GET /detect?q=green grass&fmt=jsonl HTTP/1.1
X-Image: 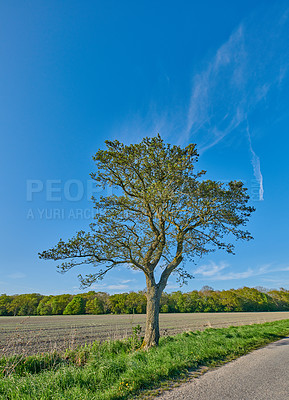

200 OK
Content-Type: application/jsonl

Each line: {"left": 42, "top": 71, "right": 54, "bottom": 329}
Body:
{"left": 1, "top": 320, "right": 289, "bottom": 399}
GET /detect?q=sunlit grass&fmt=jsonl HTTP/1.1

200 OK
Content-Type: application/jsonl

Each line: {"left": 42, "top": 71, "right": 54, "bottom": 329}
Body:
{"left": 1, "top": 320, "right": 289, "bottom": 399}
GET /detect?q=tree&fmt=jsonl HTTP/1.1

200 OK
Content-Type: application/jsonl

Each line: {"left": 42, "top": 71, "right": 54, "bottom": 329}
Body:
{"left": 39, "top": 135, "right": 255, "bottom": 349}
{"left": 37, "top": 295, "right": 54, "bottom": 315}
{"left": 109, "top": 293, "right": 128, "bottom": 314}
{"left": 50, "top": 294, "right": 72, "bottom": 315}
{"left": 8, "top": 293, "right": 42, "bottom": 316}
{"left": 0, "top": 294, "right": 12, "bottom": 316}
{"left": 63, "top": 296, "right": 85, "bottom": 315}
{"left": 86, "top": 297, "right": 105, "bottom": 314}
{"left": 126, "top": 291, "right": 147, "bottom": 314}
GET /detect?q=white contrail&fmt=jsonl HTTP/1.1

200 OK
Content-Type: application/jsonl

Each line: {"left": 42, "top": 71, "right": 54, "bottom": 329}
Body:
{"left": 246, "top": 122, "right": 264, "bottom": 201}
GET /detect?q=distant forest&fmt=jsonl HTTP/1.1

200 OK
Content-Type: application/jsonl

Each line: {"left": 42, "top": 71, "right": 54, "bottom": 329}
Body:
{"left": 1, "top": 287, "right": 289, "bottom": 316}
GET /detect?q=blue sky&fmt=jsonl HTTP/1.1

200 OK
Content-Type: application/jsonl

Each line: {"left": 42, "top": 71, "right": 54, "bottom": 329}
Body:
{"left": 1, "top": 1, "right": 289, "bottom": 295}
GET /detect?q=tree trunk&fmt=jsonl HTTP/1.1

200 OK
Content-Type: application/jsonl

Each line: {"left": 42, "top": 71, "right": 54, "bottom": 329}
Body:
{"left": 142, "top": 278, "right": 162, "bottom": 350}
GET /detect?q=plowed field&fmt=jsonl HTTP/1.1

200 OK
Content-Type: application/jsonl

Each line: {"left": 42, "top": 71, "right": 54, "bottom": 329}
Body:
{"left": 1, "top": 312, "right": 289, "bottom": 356}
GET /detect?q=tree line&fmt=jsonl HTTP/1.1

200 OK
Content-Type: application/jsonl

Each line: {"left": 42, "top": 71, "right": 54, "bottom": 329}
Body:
{"left": 1, "top": 287, "right": 289, "bottom": 316}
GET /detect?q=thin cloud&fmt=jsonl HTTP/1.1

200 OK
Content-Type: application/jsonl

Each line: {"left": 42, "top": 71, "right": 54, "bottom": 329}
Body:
{"left": 194, "top": 262, "right": 284, "bottom": 281}
{"left": 89, "top": 283, "right": 107, "bottom": 291}
{"left": 194, "top": 261, "right": 228, "bottom": 277}
{"left": 88, "top": 283, "right": 130, "bottom": 291}
{"left": 262, "top": 278, "right": 289, "bottom": 287}
{"left": 185, "top": 25, "right": 246, "bottom": 149}
{"left": 166, "top": 284, "right": 180, "bottom": 290}
{"left": 107, "top": 284, "right": 129, "bottom": 290}
{"left": 90, "top": 278, "right": 143, "bottom": 292}
{"left": 184, "top": 5, "right": 289, "bottom": 199}
{"left": 120, "top": 279, "right": 135, "bottom": 284}
{"left": 7, "top": 272, "right": 26, "bottom": 279}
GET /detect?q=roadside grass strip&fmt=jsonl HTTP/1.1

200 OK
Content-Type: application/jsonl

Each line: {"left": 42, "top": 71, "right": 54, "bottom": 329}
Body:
{"left": 1, "top": 320, "right": 289, "bottom": 399}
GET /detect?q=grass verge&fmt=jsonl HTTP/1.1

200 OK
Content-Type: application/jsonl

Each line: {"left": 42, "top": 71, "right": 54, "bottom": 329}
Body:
{"left": 1, "top": 319, "right": 289, "bottom": 399}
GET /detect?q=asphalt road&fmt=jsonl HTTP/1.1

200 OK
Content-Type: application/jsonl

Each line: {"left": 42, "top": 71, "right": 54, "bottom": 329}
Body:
{"left": 157, "top": 337, "right": 289, "bottom": 400}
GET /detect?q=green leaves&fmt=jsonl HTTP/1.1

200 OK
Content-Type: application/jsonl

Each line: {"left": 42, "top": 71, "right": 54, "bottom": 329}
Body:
{"left": 39, "top": 135, "right": 255, "bottom": 288}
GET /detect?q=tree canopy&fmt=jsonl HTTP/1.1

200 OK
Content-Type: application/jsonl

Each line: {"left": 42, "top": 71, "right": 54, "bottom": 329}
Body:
{"left": 39, "top": 135, "right": 255, "bottom": 348}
